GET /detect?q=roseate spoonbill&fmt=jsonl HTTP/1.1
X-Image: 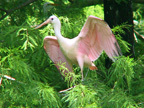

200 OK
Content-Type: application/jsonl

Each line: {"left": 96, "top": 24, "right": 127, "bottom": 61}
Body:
{"left": 35, "top": 15, "right": 121, "bottom": 81}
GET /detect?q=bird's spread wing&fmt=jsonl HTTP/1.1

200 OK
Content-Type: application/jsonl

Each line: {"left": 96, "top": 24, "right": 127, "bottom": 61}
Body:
{"left": 78, "top": 15, "right": 122, "bottom": 61}
{"left": 44, "top": 36, "right": 73, "bottom": 76}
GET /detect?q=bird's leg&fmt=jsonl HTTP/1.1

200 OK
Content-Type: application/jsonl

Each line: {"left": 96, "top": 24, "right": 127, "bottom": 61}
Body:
{"left": 81, "top": 68, "right": 84, "bottom": 81}
{"left": 85, "top": 69, "right": 90, "bottom": 79}
{"left": 77, "top": 56, "right": 84, "bottom": 81}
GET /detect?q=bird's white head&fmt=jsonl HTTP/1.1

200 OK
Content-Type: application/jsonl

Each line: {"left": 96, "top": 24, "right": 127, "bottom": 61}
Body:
{"left": 49, "top": 15, "right": 60, "bottom": 25}
{"left": 35, "top": 15, "right": 61, "bottom": 29}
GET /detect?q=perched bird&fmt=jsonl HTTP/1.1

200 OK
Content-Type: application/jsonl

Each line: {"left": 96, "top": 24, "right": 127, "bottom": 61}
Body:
{"left": 35, "top": 15, "right": 121, "bottom": 81}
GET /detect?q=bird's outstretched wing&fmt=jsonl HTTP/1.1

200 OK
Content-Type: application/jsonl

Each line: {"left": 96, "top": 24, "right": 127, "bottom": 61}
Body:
{"left": 44, "top": 36, "right": 73, "bottom": 77}
{"left": 78, "top": 15, "right": 122, "bottom": 61}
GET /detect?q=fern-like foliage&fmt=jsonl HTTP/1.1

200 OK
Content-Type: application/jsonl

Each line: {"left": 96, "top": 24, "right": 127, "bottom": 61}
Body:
{"left": 62, "top": 84, "right": 101, "bottom": 108}
{"left": 108, "top": 56, "right": 135, "bottom": 91}
{"left": 112, "top": 23, "right": 131, "bottom": 54}
{"left": 0, "top": 2, "right": 144, "bottom": 108}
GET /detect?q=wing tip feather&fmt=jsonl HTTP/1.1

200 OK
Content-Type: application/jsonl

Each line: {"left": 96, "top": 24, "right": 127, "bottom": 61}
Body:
{"left": 114, "top": 42, "right": 122, "bottom": 56}
{"left": 88, "top": 15, "right": 103, "bottom": 21}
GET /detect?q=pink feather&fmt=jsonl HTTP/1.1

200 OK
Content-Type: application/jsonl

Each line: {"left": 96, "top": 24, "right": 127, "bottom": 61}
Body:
{"left": 78, "top": 15, "right": 121, "bottom": 62}
{"left": 43, "top": 36, "right": 73, "bottom": 77}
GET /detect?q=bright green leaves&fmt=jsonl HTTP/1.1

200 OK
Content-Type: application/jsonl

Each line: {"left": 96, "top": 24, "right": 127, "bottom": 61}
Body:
{"left": 27, "top": 82, "right": 62, "bottom": 108}
{"left": 63, "top": 84, "right": 100, "bottom": 108}
{"left": 0, "top": 25, "right": 40, "bottom": 52}
{"left": 57, "top": 62, "right": 81, "bottom": 87}
{"left": 108, "top": 56, "right": 135, "bottom": 91}
{"left": 112, "top": 23, "right": 131, "bottom": 54}
{"left": 16, "top": 27, "right": 38, "bottom": 51}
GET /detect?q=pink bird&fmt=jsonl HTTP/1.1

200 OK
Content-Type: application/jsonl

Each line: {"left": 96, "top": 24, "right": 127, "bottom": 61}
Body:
{"left": 35, "top": 15, "right": 121, "bottom": 81}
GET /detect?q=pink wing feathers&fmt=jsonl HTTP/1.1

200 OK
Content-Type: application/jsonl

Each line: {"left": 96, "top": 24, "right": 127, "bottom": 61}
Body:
{"left": 43, "top": 36, "right": 73, "bottom": 77}
{"left": 78, "top": 15, "right": 122, "bottom": 62}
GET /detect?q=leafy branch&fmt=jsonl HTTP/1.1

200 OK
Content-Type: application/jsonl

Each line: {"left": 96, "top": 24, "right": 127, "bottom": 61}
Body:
{"left": 1, "top": 0, "right": 144, "bottom": 21}
{"left": 68, "top": 0, "right": 144, "bottom": 7}
{"left": 0, "top": 0, "right": 38, "bottom": 21}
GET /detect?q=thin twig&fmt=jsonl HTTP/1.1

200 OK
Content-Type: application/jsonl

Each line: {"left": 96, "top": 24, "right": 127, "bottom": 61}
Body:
{"left": 59, "top": 85, "right": 76, "bottom": 93}
{"left": 134, "top": 30, "right": 144, "bottom": 39}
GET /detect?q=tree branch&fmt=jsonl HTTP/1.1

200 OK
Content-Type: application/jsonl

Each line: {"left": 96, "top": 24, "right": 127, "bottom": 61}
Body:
{"left": 68, "top": 0, "right": 103, "bottom": 7}
{"left": 0, "top": 0, "right": 38, "bottom": 21}
{"left": 0, "top": 8, "right": 8, "bottom": 13}
{"left": 133, "top": 0, "right": 144, "bottom": 4}
{"left": 0, "top": 0, "right": 144, "bottom": 21}
{"left": 67, "top": 0, "right": 144, "bottom": 8}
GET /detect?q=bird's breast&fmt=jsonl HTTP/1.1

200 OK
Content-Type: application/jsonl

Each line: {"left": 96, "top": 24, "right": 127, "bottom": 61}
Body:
{"left": 59, "top": 38, "right": 79, "bottom": 64}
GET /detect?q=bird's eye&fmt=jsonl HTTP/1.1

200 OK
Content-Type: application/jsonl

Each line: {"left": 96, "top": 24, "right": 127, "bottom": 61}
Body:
{"left": 51, "top": 18, "right": 54, "bottom": 20}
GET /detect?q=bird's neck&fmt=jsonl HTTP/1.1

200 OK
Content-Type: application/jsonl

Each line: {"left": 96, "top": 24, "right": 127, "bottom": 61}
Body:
{"left": 53, "top": 24, "right": 65, "bottom": 42}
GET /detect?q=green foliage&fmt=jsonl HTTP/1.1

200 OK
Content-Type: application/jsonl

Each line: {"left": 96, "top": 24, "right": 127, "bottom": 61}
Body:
{"left": 133, "top": 4, "right": 144, "bottom": 57}
{"left": 108, "top": 56, "right": 135, "bottom": 90}
{"left": 112, "top": 23, "right": 131, "bottom": 54}
{"left": 57, "top": 62, "right": 81, "bottom": 87}
{"left": 0, "top": 1, "right": 144, "bottom": 108}
{"left": 62, "top": 84, "right": 101, "bottom": 108}
{"left": 115, "top": 0, "right": 128, "bottom": 4}
{"left": 102, "top": 88, "right": 137, "bottom": 108}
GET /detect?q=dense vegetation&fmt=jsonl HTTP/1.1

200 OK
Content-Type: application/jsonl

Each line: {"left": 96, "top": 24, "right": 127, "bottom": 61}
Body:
{"left": 0, "top": 0, "right": 144, "bottom": 108}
